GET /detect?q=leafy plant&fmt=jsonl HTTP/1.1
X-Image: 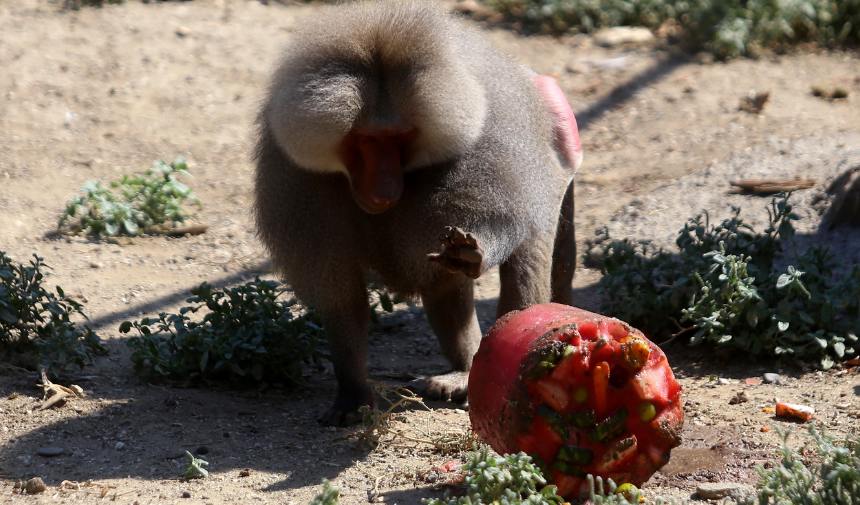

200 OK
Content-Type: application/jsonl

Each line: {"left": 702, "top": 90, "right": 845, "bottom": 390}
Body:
{"left": 593, "top": 194, "right": 860, "bottom": 368}
{"left": 480, "top": 0, "right": 860, "bottom": 58}
{"left": 181, "top": 451, "right": 209, "bottom": 479}
{"left": 58, "top": 158, "right": 201, "bottom": 237}
{"left": 584, "top": 425, "right": 860, "bottom": 504}
{"left": 586, "top": 476, "right": 650, "bottom": 504}
{"left": 308, "top": 479, "right": 341, "bottom": 505}
{"left": 121, "top": 278, "right": 328, "bottom": 389}
{"left": 737, "top": 425, "right": 860, "bottom": 505}
{"left": 682, "top": 246, "right": 859, "bottom": 368}
{"left": 305, "top": 427, "right": 858, "bottom": 505}
{"left": 0, "top": 251, "right": 105, "bottom": 377}
{"left": 424, "top": 446, "right": 564, "bottom": 505}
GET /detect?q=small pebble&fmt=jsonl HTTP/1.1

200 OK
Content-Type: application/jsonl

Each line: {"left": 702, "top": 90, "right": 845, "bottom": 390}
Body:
{"left": 717, "top": 378, "right": 731, "bottom": 386}
{"left": 832, "top": 87, "right": 850, "bottom": 99}
{"left": 115, "top": 442, "right": 125, "bottom": 451}
{"left": 176, "top": 26, "right": 191, "bottom": 37}
{"left": 37, "top": 447, "right": 64, "bottom": 457}
{"left": 593, "top": 26, "right": 655, "bottom": 47}
{"left": 181, "top": 491, "right": 192, "bottom": 499}
{"left": 763, "top": 373, "right": 780, "bottom": 384}
{"left": 25, "top": 477, "right": 47, "bottom": 494}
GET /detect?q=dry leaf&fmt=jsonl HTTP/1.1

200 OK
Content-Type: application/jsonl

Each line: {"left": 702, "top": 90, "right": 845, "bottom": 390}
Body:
{"left": 739, "top": 90, "right": 770, "bottom": 113}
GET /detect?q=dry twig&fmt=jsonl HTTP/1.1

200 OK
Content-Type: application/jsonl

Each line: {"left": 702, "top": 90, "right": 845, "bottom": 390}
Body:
{"left": 730, "top": 178, "right": 816, "bottom": 194}
{"left": 354, "top": 381, "right": 477, "bottom": 454}
{"left": 37, "top": 367, "right": 85, "bottom": 409}
{"left": 739, "top": 90, "right": 770, "bottom": 113}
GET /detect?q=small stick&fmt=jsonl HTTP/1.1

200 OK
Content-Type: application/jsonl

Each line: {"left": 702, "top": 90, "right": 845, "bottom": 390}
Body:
{"left": 658, "top": 323, "right": 696, "bottom": 348}
{"left": 166, "top": 224, "right": 208, "bottom": 237}
{"left": 730, "top": 179, "right": 816, "bottom": 194}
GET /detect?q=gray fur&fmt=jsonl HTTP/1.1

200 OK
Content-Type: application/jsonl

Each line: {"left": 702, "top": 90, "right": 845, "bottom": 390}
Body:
{"left": 254, "top": 1, "right": 575, "bottom": 425}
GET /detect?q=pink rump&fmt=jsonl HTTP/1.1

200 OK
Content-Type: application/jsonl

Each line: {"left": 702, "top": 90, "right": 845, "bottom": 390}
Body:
{"left": 532, "top": 75, "right": 583, "bottom": 172}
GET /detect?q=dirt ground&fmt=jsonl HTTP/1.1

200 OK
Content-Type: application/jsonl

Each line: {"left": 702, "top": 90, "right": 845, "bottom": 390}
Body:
{"left": 1, "top": 0, "right": 860, "bottom": 503}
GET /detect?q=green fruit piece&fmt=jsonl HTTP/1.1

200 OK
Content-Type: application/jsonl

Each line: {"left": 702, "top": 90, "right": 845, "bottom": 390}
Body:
{"left": 616, "top": 483, "right": 641, "bottom": 503}
{"left": 537, "top": 404, "right": 569, "bottom": 441}
{"left": 573, "top": 386, "right": 588, "bottom": 403}
{"left": 529, "top": 360, "right": 557, "bottom": 378}
{"left": 638, "top": 401, "right": 657, "bottom": 422}
{"left": 556, "top": 445, "right": 594, "bottom": 465}
{"left": 528, "top": 344, "right": 567, "bottom": 378}
{"left": 566, "top": 409, "right": 596, "bottom": 429}
{"left": 550, "top": 459, "right": 586, "bottom": 477}
{"left": 587, "top": 407, "right": 629, "bottom": 444}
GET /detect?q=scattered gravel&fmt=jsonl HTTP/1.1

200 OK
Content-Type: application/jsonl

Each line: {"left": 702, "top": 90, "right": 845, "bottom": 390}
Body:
{"left": 605, "top": 133, "right": 860, "bottom": 270}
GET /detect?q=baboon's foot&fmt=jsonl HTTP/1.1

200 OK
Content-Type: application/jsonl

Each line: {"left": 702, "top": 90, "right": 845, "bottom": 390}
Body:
{"left": 409, "top": 370, "right": 469, "bottom": 403}
{"left": 427, "top": 226, "right": 485, "bottom": 279}
{"left": 318, "top": 390, "right": 375, "bottom": 426}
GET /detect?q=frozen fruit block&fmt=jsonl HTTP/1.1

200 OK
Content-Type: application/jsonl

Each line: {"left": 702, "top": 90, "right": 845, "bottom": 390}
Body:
{"left": 468, "top": 303, "right": 684, "bottom": 499}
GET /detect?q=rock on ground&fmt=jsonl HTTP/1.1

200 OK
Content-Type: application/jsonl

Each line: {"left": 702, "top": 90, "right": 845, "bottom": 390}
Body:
{"left": 593, "top": 26, "right": 655, "bottom": 47}
{"left": 697, "top": 482, "right": 756, "bottom": 500}
{"left": 24, "top": 477, "right": 47, "bottom": 494}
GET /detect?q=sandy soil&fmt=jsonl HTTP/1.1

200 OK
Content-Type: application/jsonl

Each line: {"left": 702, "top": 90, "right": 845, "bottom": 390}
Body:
{"left": 1, "top": 0, "right": 859, "bottom": 503}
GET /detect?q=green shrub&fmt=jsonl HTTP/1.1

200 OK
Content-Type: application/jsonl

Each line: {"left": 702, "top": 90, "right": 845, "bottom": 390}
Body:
{"left": 58, "top": 158, "right": 201, "bottom": 237}
{"left": 424, "top": 446, "right": 564, "bottom": 505}
{"left": 306, "top": 426, "right": 859, "bottom": 504}
{"left": 584, "top": 425, "right": 860, "bottom": 504}
{"left": 308, "top": 480, "right": 341, "bottom": 505}
{"left": 579, "top": 425, "right": 860, "bottom": 504}
{"left": 593, "top": 194, "right": 859, "bottom": 368}
{"left": 737, "top": 425, "right": 860, "bottom": 505}
{"left": 481, "top": 0, "right": 860, "bottom": 58}
{"left": 121, "top": 278, "right": 328, "bottom": 389}
{"left": 181, "top": 451, "right": 209, "bottom": 479}
{"left": 0, "top": 251, "right": 105, "bottom": 376}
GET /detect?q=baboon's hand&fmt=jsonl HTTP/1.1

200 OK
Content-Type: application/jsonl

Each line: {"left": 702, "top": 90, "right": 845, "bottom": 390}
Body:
{"left": 427, "top": 226, "right": 485, "bottom": 279}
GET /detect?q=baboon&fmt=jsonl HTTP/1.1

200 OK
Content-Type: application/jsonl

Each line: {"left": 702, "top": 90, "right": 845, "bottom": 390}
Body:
{"left": 254, "top": 1, "right": 582, "bottom": 425}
